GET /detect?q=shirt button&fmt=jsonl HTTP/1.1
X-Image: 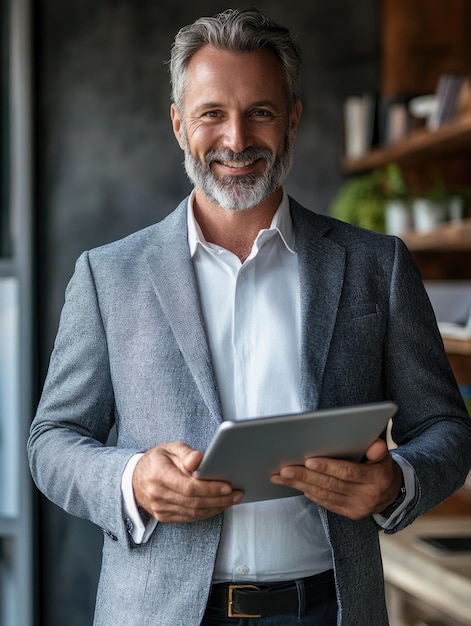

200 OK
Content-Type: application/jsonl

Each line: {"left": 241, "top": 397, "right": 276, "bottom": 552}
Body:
{"left": 238, "top": 565, "right": 250, "bottom": 575}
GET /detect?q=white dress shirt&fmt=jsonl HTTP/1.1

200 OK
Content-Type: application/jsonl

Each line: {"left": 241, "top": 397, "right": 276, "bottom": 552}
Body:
{"left": 122, "top": 189, "right": 415, "bottom": 581}
{"left": 190, "top": 191, "right": 333, "bottom": 582}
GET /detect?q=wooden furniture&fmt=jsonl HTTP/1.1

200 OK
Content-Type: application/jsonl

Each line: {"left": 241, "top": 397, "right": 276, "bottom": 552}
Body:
{"left": 380, "top": 516, "right": 471, "bottom": 626}
{"left": 343, "top": 115, "right": 471, "bottom": 175}
{"left": 344, "top": 0, "right": 471, "bottom": 367}
{"left": 382, "top": 0, "right": 471, "bottom": 98}
{"left": 400, "top": 218, "right": 471, "bottom": 282}
{"left": 345, "top": 4, "right": 471, "bottom": 623}
{"left": 345, "top": 0, "right": 471, "bottom": 193}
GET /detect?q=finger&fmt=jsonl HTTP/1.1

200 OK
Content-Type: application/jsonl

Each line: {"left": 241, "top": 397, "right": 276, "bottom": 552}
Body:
{"left": 274, "top": 464, "right": 352, "bottom": 496}
{"left": 161, "top": 442, "right": 201, "bottom": 475}
{"left": 134, "top": 442, "right": 245, "bottom": 524}
{"left": 153, "top": 501, "right": 235, "bottom": 523}
{"left": 303, "top": 457, "right": 365, "bottom": 487}
{"left": 152, "top": 444, "right": 234, "bottom": 497}
{"left": 364, "top": 439, "right": 389, "bottom": 463}
{"left": 182, "top": 449, "right": 204, "bottom": 473}
{"left": 151, "top": 486, "right": 244, "bottom": 523}
{"left": 133, "top": 445, "right": 231, "bottom": 518}
{"left": 275, "top": 457, "right": 385, "bottom": 502}
{"left": 155, "top": 459, "right": 233, "bottom": 500}
{"left": 304, "top": 451, "right": 390, "bottom": 487}
{"left": 271, "top": 470, "right": 361, "bottom": 514}
{"left": 146, "top": 457, "right": 244, "bottom": 513}
{"left": 271, "top": 469, "right": 380, "bottom": 520}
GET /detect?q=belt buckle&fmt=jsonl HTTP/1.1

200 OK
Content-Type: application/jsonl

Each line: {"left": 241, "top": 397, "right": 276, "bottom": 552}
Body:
{"left": 228, "top": 584, "right": 261, "bottom": 618}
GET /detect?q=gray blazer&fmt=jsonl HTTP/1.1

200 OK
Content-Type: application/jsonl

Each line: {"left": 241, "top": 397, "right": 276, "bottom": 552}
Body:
{"left": 28, "top": 197, "right": 471, "bottom": 626}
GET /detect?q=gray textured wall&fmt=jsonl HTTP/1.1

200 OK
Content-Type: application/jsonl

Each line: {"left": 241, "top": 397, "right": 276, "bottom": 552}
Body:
{"left": 34, "top": 1, "right": 380, "bottom": 623}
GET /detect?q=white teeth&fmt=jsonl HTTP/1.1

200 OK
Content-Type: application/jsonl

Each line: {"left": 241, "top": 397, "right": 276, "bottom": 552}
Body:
{"left": 221, "top": 160, "right": 254, "bottom": 168}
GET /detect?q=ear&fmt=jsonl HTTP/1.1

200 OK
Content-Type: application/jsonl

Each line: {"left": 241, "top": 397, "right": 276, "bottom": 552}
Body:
{"left": 289, "top": 100, "right": 302, "bottom": 143}
{"left": 170, "top": 104, "right": 185, "bottom": 150}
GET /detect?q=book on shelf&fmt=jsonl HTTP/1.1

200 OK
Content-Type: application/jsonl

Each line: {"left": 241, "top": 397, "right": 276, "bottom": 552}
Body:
{"left": 428, "top": 73, "right": 470, "bottom": 131}
{"left": 343, "top": 92, "right": 416, "bottom": 159}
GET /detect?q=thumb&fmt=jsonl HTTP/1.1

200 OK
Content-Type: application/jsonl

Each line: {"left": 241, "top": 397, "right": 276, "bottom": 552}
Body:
{"left": 365, "top": 439, "right": 389, "bottom": 464}
{"left": 182, "top": 448, "right": 204, "bottom": 474}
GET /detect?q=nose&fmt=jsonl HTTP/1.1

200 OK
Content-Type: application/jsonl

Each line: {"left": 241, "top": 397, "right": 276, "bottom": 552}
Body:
{"left": 221, "top": 114, "right": 252, "bottom": 154}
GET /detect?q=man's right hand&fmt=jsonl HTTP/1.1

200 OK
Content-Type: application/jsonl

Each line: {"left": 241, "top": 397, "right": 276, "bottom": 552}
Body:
{"left": 132, "top": 442, "right": 243, "bottom": 523}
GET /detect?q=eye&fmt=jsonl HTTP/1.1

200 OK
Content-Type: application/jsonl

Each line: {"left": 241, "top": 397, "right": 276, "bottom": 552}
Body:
{"left": 203, "top": 110, "right": 222, "bottom": 119}
{"left": 251, "top": 109, "right": 272, "bottom": 118}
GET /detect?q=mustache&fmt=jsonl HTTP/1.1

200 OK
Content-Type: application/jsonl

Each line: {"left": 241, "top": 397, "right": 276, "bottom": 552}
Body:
{"left": 204, "top": 147, "right": 273, "bottom": 165}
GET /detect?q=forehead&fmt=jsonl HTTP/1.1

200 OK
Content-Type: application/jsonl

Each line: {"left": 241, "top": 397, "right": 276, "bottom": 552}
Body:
{"left": 183, "top": 45, "right": 287, "bottom": 108}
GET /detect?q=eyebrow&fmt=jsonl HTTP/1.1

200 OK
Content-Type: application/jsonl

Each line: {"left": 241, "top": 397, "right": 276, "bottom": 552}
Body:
{"left": 191, "top": 100, "right": 283, "bottom": 113}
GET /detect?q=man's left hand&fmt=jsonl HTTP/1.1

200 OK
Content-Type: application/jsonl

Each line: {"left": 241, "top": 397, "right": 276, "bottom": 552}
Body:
{"left": 270, "top": 439, "right": 403, "bottom": 520}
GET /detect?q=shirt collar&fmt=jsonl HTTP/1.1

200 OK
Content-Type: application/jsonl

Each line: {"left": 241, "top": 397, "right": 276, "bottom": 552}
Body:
{"left": 187, "top": 189, "right": 295, "bottom": 258}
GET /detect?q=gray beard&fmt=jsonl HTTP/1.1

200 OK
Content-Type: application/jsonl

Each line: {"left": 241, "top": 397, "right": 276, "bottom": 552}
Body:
{"left": 181, "top": 134, "right": 293, "bottom": 211}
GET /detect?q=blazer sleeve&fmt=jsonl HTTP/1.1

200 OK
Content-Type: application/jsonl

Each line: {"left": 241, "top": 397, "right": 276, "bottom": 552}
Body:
{"left": 383, "top": 237, "right": 471, "bottom": 531}
{"left": 28, "top": 251, "right": 137, "bottom": 543}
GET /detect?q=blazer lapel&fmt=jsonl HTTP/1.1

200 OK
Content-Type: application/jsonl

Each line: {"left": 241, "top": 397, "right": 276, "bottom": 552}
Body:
{"left": 291, "top": 202, "right": 347, "bottom": 411}
{"left": 144, "top": 198, "right": 345, "bottom": 422}
{"left": 145, "top": 200, "right": 222, "bottom": 426}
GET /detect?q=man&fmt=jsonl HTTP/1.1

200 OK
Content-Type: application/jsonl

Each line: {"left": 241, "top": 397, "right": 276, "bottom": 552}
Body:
{"left": 28, "top": 8, "right": 471, "bottom": 626}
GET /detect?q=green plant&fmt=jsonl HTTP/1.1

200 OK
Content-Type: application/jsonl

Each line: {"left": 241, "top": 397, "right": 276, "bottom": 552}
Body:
{"left": 425, "top": 180, "right": 448, "bottom": 204}
{"left": 329, "top": 164, "right": 408, "bottom": 233}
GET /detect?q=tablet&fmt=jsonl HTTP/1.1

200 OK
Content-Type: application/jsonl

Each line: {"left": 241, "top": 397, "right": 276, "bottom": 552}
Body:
{"left": 195, "top": 401, "right": 397, "bottom": 504}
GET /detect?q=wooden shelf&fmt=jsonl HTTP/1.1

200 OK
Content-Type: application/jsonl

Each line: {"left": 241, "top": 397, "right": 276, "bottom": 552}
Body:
{"left": 400, "top": 218, "right": 471, "bottom": 252}
{"left": 343, "top": 115, "right": 471, "bottom": 173}
{"left": 380, "top": 516, "right": 471, "bottom": 625}
{"left": 443, "top": 337, "right": 471, "bottom": 356}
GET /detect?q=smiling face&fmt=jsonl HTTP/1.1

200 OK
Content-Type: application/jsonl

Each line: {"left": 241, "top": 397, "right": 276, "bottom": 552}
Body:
{"left": 171, "top": 45, "right": 302, "bottom": 212}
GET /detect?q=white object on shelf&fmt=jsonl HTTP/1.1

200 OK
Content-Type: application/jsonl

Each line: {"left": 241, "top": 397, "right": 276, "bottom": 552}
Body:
{"left": 409, "top": 94, "right": 438, "bottom": 121}
{"left": 438, "top": 322, "right": 471, "bottom": 340}
{"left": 385, "top": 200, "right": 412, "bottom": 236}
{"left": 412, "top": 198, "right": 447, "bottom": 233}
{"left": 343, "top": 94, "right": 374, "bottom": 158}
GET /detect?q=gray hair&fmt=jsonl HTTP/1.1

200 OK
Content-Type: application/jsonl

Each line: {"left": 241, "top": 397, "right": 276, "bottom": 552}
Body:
{"left": 169, "top": 8, "right": 302, "bottom": 112}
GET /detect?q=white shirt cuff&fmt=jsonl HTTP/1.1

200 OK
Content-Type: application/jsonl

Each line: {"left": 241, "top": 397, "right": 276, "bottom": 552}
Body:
{"left": 373, "top": 453, "right": 416, "bottom": 529}
{"left": 121, "top": 453, "right": 157, "bottom": 544}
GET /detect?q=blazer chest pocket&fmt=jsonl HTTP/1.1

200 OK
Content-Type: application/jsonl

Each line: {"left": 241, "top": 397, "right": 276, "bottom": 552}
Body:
{"left": 336, "top": 303, "right": 380, "bottom": 325}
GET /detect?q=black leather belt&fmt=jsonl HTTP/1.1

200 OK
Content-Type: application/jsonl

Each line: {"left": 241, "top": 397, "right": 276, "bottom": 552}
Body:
{"left": 207, "top": 570, "right": 335, "bottom": 618}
